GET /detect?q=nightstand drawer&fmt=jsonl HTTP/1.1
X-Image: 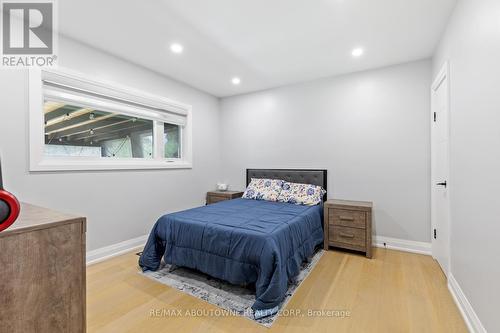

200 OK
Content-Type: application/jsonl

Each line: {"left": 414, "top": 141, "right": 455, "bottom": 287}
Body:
{"left": 329, "top": 209, "right": 366, "bottom": 229}
{"left": 207, "top": 196, "right": 228, "bottom": 204}
{"left": 329, "top": 226, "right": 366, "bottom": 248}
{"left": 206, "top": 191, "right": 244, "bottom": 205}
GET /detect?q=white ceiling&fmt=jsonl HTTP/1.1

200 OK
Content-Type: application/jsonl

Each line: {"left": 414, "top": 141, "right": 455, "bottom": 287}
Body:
{"left": 59, "top": 0, "right": 456, "bottom": 97}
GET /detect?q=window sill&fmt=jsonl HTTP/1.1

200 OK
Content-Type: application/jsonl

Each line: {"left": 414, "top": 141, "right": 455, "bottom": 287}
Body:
{"left": 29, "top": 158, "right": 193, "bottom": 172}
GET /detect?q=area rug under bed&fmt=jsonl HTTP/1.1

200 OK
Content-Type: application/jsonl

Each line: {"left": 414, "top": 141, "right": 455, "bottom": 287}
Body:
{"left": 139, "top": 250, "right": 324, "bottom": 327}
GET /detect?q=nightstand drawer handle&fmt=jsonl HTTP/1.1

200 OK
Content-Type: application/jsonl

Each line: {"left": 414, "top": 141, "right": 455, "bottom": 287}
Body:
{"left": 339, "top": 232, "right": 355, "bottom": 238}
{"left": 339, "top": 216, "right": 355, "bottom": 221}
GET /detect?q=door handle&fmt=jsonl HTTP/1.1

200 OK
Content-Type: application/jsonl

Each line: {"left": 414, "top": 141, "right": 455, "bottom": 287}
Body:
{"left": 436, "top": 181, "right": 447, "bottom": 188}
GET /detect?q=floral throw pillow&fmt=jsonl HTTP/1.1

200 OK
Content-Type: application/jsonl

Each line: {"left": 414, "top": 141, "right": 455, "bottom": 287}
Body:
{"left": 242, "top": 178, "right": 284, "bottom": 201}
{"left": 277, "top": 181, "right": 326, "bottom": 206}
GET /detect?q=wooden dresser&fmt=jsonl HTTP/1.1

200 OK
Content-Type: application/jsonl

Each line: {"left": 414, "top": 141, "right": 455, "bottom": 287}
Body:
{"left": 0, "top": 203, "right": 86, "bottom": 333}
{"left": 206, "top": 191, "right": 243, "bottom": 205}
{"left": 324, "top": 199, "right": 372, "bottom": 258}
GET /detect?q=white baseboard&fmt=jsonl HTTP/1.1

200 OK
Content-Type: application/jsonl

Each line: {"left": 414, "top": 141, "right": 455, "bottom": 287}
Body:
{"left": 86, "top": 234, "right": 148, "bottom": 266}
{"left": 86, "top": 234, "right": 430, "bottom": 265}
{"left": 448, "top": 274, "right": 486, "bottom": 333}
{"left": 373, "top": 236, "right": 432, "bottom": 255}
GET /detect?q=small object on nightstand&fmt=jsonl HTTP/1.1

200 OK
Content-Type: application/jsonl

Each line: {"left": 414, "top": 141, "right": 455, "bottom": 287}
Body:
{"left": 206, "top": 191, "right": 243, "bottom": 205}
{"left": 324, "top": 199, "right": 373, "bottom": 258}
{"left": 216, "top": 183, "right": 229, "bottom": 191}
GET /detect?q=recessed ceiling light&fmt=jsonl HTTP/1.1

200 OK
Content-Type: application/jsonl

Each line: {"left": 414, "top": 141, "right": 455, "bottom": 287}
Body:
{"left": 231, "top": 77, "right": 241, "bottom": 85}
{"left": 351, "top": 48, "right": 364, "bottom": 57}
{"left": 170, "top": 43, "right": 184, "bottom": 54}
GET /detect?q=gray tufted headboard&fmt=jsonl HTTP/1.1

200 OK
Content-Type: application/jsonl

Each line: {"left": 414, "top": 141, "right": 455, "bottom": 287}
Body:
{"left": 246, "top": 169, "right": 328, "bottom": 200}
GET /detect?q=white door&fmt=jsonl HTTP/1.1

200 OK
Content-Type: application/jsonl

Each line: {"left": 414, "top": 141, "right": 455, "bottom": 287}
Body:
{"left": 431, "top": 62, "right": 450, "bottom": 276}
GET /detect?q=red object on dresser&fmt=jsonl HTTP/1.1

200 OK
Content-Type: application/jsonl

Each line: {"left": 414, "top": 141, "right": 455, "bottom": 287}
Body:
{"left": 0, "top": 158, "right": 20, "bottom": 232}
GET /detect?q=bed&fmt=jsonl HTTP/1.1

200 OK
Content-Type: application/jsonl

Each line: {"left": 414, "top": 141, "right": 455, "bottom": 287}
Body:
{"left": 139, "top": 169, "right": 326, "bottom": 317}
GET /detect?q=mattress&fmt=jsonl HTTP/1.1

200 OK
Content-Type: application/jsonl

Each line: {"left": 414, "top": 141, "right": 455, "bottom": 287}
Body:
{"left": 139, "top": 198, "right": 323, "bottom": 316}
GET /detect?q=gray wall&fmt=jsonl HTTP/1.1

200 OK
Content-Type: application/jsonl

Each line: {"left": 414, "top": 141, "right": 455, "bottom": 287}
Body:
{"left": 220, "top": 60, "right": 432, "bottom": 242}
{"left": 433, "top": 0, "right": 500, "bottom": 330}
{"left": 0, "top": 36, "right": 221, "bottom": 251}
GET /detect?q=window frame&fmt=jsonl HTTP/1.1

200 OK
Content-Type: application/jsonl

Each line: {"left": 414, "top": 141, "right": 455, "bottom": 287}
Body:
{"left": 29, "top": 68, "right": 193, "bottom": 171}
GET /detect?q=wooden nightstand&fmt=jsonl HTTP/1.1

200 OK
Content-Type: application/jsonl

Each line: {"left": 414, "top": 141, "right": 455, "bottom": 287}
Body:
{"left": 206, "top": 191, "right": 244, "bottom": 205}
{"left": 324, "top": 199, "right": 373, "bottom": 258}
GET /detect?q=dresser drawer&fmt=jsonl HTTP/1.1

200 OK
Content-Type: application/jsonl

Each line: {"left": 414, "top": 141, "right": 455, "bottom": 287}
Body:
{"left": 329, "top": 226, "right": 366, "bottom": 248}
{"left": 329, "top": 209, "right": 366, "bottom": 229}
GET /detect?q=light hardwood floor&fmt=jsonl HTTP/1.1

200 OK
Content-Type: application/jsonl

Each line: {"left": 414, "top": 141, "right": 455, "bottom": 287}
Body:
{"left": 87, "top": 248, "right": 468, "bottom": 333}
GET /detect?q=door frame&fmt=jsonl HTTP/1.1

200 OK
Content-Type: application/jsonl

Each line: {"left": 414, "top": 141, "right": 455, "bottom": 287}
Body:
{"left": 430, "top": 60, "right": 451, "bottom": 276}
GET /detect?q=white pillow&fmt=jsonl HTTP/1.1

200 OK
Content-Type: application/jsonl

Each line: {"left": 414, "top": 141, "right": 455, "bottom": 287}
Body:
{"left": 242, "top": 178, "right": 284, "bottom": 202}
{"left": 277, "top": 181, "right": 325, "bottom": 205}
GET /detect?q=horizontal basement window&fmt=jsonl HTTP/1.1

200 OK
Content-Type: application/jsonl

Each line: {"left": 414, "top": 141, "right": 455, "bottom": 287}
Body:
{"left": 29, "top": 68, "right": 192, "bottom": 171}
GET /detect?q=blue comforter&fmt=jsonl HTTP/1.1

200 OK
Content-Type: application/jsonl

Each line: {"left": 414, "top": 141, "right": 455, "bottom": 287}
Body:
{"left": 139, "top": 198, "right": 323, "bottom": 314}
